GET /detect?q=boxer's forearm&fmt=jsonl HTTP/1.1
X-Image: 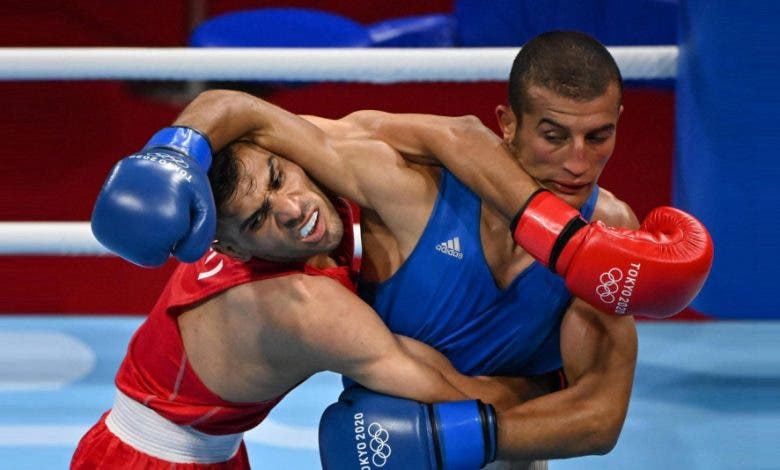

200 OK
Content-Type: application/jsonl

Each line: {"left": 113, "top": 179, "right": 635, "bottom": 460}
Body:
{"left": 172, "top": 90, "right": 261, "bottom": 151}
{"left": 495, "top": 305, "right": 636, "bottom": 459}
{"left": 495, "top": 380, "right": 620, "bottom": 459}
{"left": 396, "top": 336, "right": 538, "bottom": 411}
{"left": 172, "top": 90, "right": 325, "bottom": 156}
{"left": 347, "top": 347, "right": 469, "bottom": 404}
{"left": 175, "top": 91, "right": 373, "bottom": 203}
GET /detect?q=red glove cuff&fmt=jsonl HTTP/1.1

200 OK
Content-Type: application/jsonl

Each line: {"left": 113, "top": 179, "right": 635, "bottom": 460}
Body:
{"left": 510, "top": 190, "right": 585, "bottom": 272}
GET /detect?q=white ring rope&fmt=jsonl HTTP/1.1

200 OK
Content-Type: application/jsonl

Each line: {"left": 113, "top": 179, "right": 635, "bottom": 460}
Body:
{"left": 0, "top": 223, "right": 110, "bottom": 256}
{"left": 3, "top": 46, "right": 676, "bottom": 256}
{"left": 0, "top": 46, "right": 677, "bottom": 82}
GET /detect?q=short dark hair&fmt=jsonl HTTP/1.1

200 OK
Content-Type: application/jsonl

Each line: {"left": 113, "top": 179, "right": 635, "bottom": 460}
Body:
{"left": 508, "top": 30, "right": 623, "bottom": 116}
{"left": 208, "top": 141, "right": 245, "bottom": 215}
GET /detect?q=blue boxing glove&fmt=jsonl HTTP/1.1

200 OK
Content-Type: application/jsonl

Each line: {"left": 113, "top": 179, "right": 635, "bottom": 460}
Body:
{"left": 91, "top": 127, "right": 216, "bottom": 267}
{"left": 319, "top": 386, "right": 497, "bottom": 470}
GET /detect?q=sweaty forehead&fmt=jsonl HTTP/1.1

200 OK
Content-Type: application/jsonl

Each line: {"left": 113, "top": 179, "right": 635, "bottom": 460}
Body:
{"left": 218, "top": 147, "right": 270, "bottom": 217}
{"left": 237, "top": 145, "right": 273, "bottom": 189}
{"left": 528, "top": 83, "right": 620, "bottom": 110}
{"left": 525, "top": 85, "right": 620, "bottom": 125}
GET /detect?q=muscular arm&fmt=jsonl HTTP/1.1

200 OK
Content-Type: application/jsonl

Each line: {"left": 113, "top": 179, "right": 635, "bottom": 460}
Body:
{"left": 492, "top": 205, "right": 639, "bottom": 459}
{"left": 396, "top": 336, "right": 545, "bottom": 412}
{"left": 494, "top": 304, "right": 637, "bottom": 459}
{"left": 342, "top": 110, "right": 542, "bottom": 220}
{"left": 176, "top": 92, "right": 536, "bottom": 221}
{"left": 245, "top": 273, "right": 477, "bottom": 405}
{"left": 172, "top": 90, "right": 439, "bottom": 253}
{"left": 171, "top": 90, "right": 421, "bottom": 211}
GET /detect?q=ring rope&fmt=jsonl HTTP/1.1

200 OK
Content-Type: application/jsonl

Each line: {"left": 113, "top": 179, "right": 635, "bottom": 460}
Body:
{"left": 0, "top": 223, "right": 110, "bottom": 256}
{"left": 0, "top": 46, "right": 677, "bottom": 82}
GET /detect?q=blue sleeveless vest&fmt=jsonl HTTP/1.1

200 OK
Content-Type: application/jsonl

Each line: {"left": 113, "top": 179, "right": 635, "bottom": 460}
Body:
{"left": 360, "top": 169, "right": 598, "bottom": 376}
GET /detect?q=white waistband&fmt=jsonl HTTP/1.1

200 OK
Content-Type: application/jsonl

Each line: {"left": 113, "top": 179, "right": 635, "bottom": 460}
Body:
{"left": 105, "top": 389, "right": 244, "bottom": 464}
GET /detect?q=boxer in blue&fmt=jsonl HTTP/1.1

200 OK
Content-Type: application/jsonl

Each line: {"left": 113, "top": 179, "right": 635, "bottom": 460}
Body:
{"left": 92, "top": 32, "right": 712, "bottom": 468}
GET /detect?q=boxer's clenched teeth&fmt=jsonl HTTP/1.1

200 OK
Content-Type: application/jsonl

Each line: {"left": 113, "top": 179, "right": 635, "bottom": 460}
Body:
{"left": 301, "top": 211, "right": 318, "bottom": 238}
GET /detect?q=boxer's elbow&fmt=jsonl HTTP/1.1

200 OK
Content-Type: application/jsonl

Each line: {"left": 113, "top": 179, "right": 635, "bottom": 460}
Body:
{"left": 193, "top": 89, "right": 250, "bottom": 108}
{"left": 580, "top": 406, "right": 625, "bottom": 455}
{"left": 452, "top": 114, "right": 483, "bottom": 129}
{"left": 445, "top": 115, "right": 503, "bottom": 150}
{"left": 445, "top": 115, "right": 482, "bottom": 138}
{"left": 588, "top": 423, "right": 621, "bottom": 455}
{"left": 340, "top": 110, "right": 388, "bottom": 135}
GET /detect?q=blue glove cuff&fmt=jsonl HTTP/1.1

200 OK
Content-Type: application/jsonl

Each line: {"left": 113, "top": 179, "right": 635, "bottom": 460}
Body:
{"left": 482, "top": 402, "right": 497, "bottom": 463}
{"left": 144, "top": 126, "right": 213, "bottom": 169}
{"left": 432, "top": 400, "right": 497, "bottom": 470}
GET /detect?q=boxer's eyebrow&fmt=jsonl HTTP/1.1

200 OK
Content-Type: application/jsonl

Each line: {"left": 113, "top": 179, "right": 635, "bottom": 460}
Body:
{"left": 537, "top": 117, "right": 566, "bottom": 130}
{"left": 239, "top": 157, "right": 275, "bottom": 232}
{"left": 587, "top": 123, "right": 616, "bottom": 135}
{"left": 239, "top": 200, "right": 271, "bottom": 233}
{"left": 538, "top": 118, "right": 616, "bottom": 135}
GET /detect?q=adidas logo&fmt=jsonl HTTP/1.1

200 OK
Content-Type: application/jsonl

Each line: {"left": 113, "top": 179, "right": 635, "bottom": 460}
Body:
{"left": 435, "top": 237, "right": 464, "bottom": 259}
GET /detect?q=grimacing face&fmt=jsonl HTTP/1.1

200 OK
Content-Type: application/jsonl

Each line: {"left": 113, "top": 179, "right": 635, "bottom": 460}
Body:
{"left": 214, "top": 144, "right": 344, "bottom": 263}
{"left": 496, "top": 83, "right": 623, "bottom": 209}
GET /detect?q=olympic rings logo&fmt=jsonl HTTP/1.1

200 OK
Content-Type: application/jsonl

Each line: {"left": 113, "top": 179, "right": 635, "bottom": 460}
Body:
{"left": 368, "top": 422, "right": 392, "bottom": 467}
{"left": 596, "top": 268, "right": 623, "bottom": 304}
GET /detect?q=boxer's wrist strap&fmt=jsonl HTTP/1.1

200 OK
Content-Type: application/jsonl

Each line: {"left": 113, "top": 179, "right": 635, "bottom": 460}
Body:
{"left": 510, "top": 188, "right": 550, "bottom": 234}
{"left": 548, "top": 216, "right": 587, "bottom": 274}
{"left": 434, "top": 400, "right": 494, "bottom": 469}
{"left": 478, "top": 401, "right": 497, "bottom": 464}
{"left": 426, "top": 404, "right": 445, "bottom": 470}
{"left": 144, "top": 126, "right": 214, "bottom": 169}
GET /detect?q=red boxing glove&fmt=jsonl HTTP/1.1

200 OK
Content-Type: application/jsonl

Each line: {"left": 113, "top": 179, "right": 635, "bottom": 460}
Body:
{"left": 511, "top": 190, "right": 714, "bottom": 318}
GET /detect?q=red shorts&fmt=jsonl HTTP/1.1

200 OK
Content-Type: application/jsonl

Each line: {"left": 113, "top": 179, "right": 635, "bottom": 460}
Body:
{"left": 71, "top": 412, "right": 251, "bottom": 469}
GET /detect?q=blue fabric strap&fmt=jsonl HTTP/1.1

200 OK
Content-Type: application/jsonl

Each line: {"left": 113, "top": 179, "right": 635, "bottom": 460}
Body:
{"left": 144, "top": 126, "right": 213, "bottom": 169}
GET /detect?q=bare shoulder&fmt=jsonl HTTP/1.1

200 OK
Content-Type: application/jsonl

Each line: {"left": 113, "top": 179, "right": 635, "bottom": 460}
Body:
{"left": 592, "top": 187, "right": 640, "bottom": 229}
{"left": 243, "top": 272, "right": 400, "bottom": 374}
{"left": 223, "top": 273, "right": 339, "bottom": 318}
{"left": 180, "top": 274, "right": 341, "bottom": 400}
{"left": 216, "top": 273, "right": 366, "bottom": 366}
{"left": 202, "top": 273, "right": 336, "bottom": 348}
{"left": 229, "top": 273, "right": 379, "bottom": 336}
{"left": 193, "top": 274, "right": 311, "bottom": 341}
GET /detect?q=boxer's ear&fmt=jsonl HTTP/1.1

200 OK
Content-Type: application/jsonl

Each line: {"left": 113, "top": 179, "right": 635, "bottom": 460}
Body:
{"left": 495, "top": 105, "right": 517, "bottom": 144}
